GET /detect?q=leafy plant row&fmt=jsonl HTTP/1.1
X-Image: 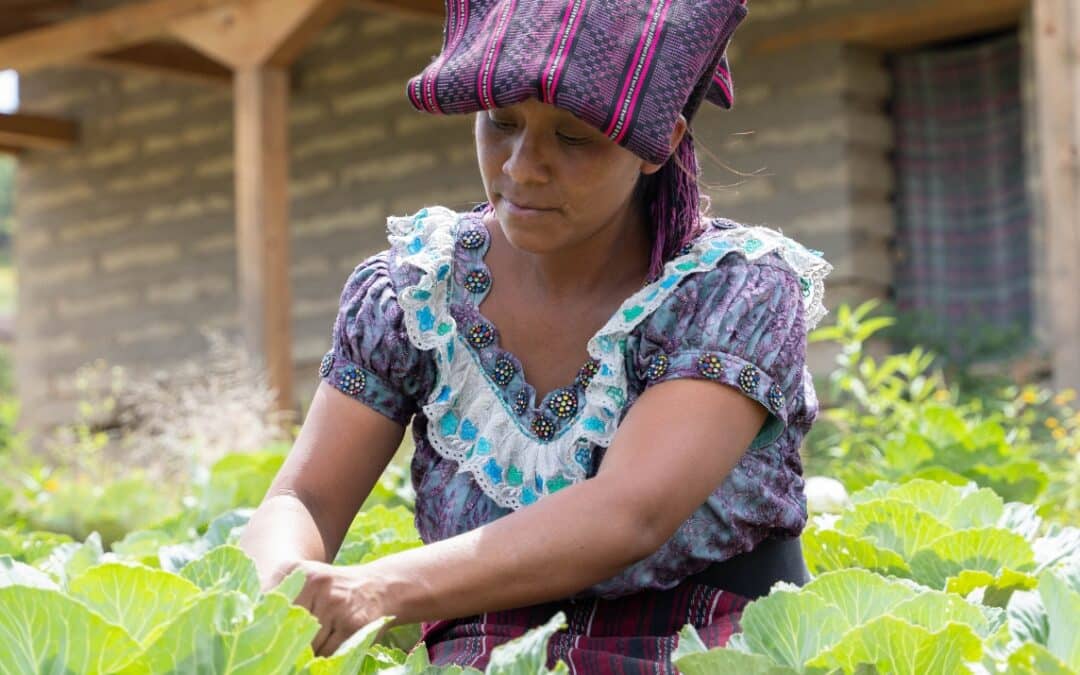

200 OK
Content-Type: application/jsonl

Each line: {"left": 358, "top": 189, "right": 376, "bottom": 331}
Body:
{"left": 675, "top": 479, "right": 1080, "bottom": 674}
{"left": 0, "top": 504, "right": 570, "bottom": 674}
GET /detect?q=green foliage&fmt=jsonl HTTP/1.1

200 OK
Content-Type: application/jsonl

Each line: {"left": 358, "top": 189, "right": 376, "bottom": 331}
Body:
{"left": 804, "top": 480, "right": 1079, "bottom": 606}
{"left": 0, "top": 515, "right": 569, "bottom": 674}
{"left": 673, "top": 554, "right": 1080, "bottom": 675}
{"left": 674, "top": 568, "right": 1001, "bottom": 674}
{"left": 806, "top": 300, "right": 1078, "bottom": 520}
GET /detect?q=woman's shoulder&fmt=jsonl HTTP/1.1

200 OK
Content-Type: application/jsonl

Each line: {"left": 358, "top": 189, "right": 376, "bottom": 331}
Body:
{"left": 651, "top": 216, "right": 833, "bottom": 331}
{"left": 341, "top": 204, "right": 475, "bottom": 293}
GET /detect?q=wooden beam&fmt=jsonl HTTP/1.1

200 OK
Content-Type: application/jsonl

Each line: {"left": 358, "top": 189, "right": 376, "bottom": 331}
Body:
{"left": 87, "top": 42, "right": 232, "bottom": 86}
{"left": 1032, "top": 0, "right": 1080, "bottom": 390}
{"left": 0, "top": 0, "right": 239, "bottom": 72}
{"left": 349, "top": 0, "right": 442, "bottom": 19}
{"left": 234, "top": 66, "right": 294, "bottom": 416}
{"left": 0, "top": 145, "right": 24, "bottom": 157}
{"left": 0, "top": 0, "right": 77, "bottom": 16}
{"left": 0, "top": 112, "right": 77, "bottom": 151}
{"left": 169, "top": 0, "right": 347, "bottom": 69}
{"left": 751, "top": 0, "right": 1028, "bottom": 54}
{"left": 0, "top": 15, "right": 50, "bottom": 39}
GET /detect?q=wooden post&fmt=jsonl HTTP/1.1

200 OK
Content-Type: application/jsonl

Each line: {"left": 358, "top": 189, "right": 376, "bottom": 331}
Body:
{"left": 1032, "top": 0, "right": 1080, "bottom": 390}
{"left": 234, "top": 66, "right": 294, "bottom": 416}
{"left": 172, "top": 0, "right": 346, "bottom": 415}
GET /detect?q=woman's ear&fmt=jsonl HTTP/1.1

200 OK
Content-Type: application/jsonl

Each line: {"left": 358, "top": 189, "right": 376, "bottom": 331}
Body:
{"left": 640, "top": 114, "right": 688, "bottom": 176}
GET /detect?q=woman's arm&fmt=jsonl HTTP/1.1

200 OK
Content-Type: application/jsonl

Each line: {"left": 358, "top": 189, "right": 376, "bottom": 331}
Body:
{"left": 238, "top": 382, "right": 406, "bottom": 589}
{"left": 297, "top": 376, "right": 766, "bottom": 647}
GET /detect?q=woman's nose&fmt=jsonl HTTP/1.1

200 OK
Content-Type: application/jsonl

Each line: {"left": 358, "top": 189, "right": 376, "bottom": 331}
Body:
{"left": 502, "top": 133, "right": 550, "bottom": 184}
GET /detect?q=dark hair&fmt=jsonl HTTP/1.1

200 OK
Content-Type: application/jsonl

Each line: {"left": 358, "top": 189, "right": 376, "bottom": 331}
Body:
{"left": 634, "top": 130, "right": 709, "bottom": 281}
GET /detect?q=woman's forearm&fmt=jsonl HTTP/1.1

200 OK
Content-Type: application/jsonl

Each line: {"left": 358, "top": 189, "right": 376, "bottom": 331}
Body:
{"left": 239, "top": 493, "right": 332, "bottom": 589}
{"left": 363, "top": 473, "right": 660, "bottom": 626}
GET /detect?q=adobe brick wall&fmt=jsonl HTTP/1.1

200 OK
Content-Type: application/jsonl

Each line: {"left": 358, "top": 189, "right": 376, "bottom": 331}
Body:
{"left": 14, "top": 8, "right": 482, "bottom": 431}
{"left": 697, "top": 0, "right": 1046, "bottom": 374}
{"left": 11, "top": 1, "right": 1047, "bottom": 433}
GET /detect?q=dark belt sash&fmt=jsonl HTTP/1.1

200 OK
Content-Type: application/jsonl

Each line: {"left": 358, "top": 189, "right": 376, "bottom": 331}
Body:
{"left": 686, "top": 535, "right": 811, "bottom": 600}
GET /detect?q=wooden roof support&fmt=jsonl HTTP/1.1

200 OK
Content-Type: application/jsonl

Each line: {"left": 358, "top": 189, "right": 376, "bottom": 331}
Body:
{"left": 171, "top": 0, "right": 347, "bottom": 415}
{"left": 0, "top": 112, "right": 78, "bottom": 151}
{"left": 750, "top": 0, "right": 1028, "bottom": 53}
{"left": 87, "top": 42, "right": 232, "bottom": 87}
{"left": 350, "top": 0, "right": 442, "bottom": 19}
{"left": 0, "top": 0, "right": 239, "bottom": 72}
{"left": 169, "top": 0, "right": 347, "bottom": 68}
{"left": 0, "top": 145, "right": 25, "bottom": 157}
{"left": 1032, "top": 0, "right": 1080, "bottom": 390}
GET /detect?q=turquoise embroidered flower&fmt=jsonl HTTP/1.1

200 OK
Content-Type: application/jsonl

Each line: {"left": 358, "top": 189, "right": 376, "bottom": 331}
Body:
{"left": 439, "top": 411, "right": 459, "bottom": 436}
{"left": 460, "top": 419, "right": 478, "bottom": 441}
{"left": 484, "top": 458, "right": 502, "bottom": 485}
{"left": 417, "top": 306, "right": 436, "bottom": 332}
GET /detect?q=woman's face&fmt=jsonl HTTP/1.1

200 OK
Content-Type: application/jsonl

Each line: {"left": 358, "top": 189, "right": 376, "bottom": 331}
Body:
{"left": 475, "top": 98, "right": 665, "bottom": 255}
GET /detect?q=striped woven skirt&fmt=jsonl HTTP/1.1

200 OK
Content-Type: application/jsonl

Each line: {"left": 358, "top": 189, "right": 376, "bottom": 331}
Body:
{"left": 421, "top": 581, "right": 751, "bottom": 673}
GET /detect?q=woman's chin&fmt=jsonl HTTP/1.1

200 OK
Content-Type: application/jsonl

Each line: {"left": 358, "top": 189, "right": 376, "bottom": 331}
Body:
{"left": 492, "top": 207, "right": 566, "bottom": 254}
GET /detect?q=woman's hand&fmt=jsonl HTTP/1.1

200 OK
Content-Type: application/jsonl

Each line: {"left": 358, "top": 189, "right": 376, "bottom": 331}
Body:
{"left": 287, "top": 560, "right": 394, "bottom": 656}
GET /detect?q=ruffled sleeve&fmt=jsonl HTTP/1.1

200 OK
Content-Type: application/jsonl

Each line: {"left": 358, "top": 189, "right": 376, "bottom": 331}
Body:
{"left": 319, "top": 250, "right": 436, "bottom": 425}
{"left": 631, "top": 253, "right": 810, "bottom": 448}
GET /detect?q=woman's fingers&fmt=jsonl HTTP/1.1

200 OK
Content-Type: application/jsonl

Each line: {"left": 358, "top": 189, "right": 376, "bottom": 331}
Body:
{"left": 311, "top": 613, "right": 334, "bottom": 657}
{"left": 318, "top": 625, "right": 348, "bottom": 657}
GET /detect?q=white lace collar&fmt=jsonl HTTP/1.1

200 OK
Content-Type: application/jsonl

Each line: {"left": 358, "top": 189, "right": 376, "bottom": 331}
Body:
{"left": 388, "top": 206, "right": 832, "bottom": 510}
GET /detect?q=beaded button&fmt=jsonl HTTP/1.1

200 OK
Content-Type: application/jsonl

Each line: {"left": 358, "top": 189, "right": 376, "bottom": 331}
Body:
{"left": 768, "top": 383, "right": 785, "bottom": 411}
{"left": 467, "top": 322, "right": 496, "bottom": 349}
{"left": 338, "top": 365, "right": 366, "bottom": 396}
{"left": 697, "top": 353, "right": 724, "bottom": 380}
{"left": 547, "top": 389, "right": 578, "bottom": 419}
{"left": 645, "top": 354, "right": 669, "bottom": 381}
{"left": 513, "top": 389, "right": 530, "bottom": 415}
{"left": 460, "top": 228, "right": 487, "bottom": 250}
{"left": 319, "top": 351, "right": 334, "bottom": 378}
{"left": 492, "top": 356, "right": 516, "bottom": 386}
{"left": 738, "top": 365, "right": 761, "bottom": 394}
{"left": 575, "top": 358, "right": 601, "bottom": 388}
{"left": 463, "top": 269, "right": 491, "bottom": 294}
{"left": 532, "top": 415, "right": 555, "bottom": 440}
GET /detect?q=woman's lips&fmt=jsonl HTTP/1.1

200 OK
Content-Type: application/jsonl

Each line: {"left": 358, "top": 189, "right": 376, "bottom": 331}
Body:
{"left": 503, "top": 197, "right": 555, "bottom": 216}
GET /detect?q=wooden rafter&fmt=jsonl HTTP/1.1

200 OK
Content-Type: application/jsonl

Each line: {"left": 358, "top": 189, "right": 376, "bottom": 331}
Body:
{"left": 0, "top": 0, "right": 78, "bottom": 16}
{"left": 0, "top": 112, "right": 77, "bottom": 151}
{"left": 88, "top": 41, "right": 231, "bottom": 86}
{"left": 750, "top": 0, "right": 1028, "bottom": 53}
{"left": 0, "top": 0, "right": 239, "bottom": 72}
{"left": 350, "top": 0, "right": 441, "bottom": 19}
{"left": 170, "top": 0, "right": 347, "bottom": 68}
{"left": 0, "top": 15, "right": 50, "bottom": 39}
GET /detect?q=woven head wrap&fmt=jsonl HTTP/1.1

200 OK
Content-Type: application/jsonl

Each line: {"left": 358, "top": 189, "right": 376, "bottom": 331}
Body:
{"left": 405, "top": 0, "right": 749, "bottom": 164}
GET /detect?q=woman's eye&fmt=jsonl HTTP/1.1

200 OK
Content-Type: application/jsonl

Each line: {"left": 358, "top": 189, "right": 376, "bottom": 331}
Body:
{"left": 557, "top": 133, "right": 589, "bottom": 145}
{"left": 488, "top": 117, "right": 515, "bottom": 131}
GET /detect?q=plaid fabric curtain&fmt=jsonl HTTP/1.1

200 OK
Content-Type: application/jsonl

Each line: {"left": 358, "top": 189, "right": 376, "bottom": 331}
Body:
{"left": 891, "top": 30, "right": 1032, "bottom": 362}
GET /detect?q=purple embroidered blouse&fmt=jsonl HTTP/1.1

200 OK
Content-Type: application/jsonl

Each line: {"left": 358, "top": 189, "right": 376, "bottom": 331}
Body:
{"left": 319, "top": 207, "right": 820, "bottom": 599}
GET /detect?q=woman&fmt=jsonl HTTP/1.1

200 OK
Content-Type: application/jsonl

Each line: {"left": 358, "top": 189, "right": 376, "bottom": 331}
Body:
{"left": 239, "top": 0, "right": 832, "bottom": 670}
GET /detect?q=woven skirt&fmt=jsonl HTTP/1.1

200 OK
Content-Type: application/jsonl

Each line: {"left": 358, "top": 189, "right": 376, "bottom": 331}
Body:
{"left": 420, "top": 581, "right": 751, "bottom": 674}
